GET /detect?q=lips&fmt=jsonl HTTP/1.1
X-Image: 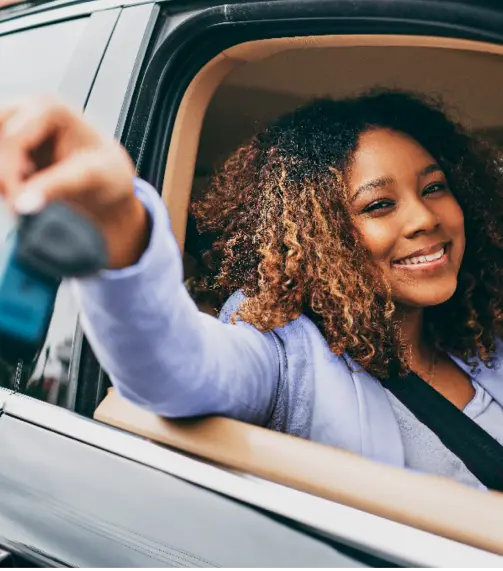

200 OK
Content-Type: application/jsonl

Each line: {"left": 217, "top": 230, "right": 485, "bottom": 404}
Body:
{"left": 392, "top": 242, "right": 449, "bottom": 266}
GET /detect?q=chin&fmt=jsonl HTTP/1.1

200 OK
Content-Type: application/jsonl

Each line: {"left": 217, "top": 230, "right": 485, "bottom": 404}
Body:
{"left": 394, "top": 280, "right": 458, "bottom": 309}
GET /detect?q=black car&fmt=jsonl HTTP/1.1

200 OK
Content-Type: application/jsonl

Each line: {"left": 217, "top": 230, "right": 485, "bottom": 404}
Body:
{"left": 1, "top": 0, "right": 503, "bottom": 566}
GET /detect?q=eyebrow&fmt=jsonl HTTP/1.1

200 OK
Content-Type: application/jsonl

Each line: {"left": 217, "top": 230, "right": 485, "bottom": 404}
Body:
{"left": 350, "top": 163, "right": 444, "bottom": 203}
{"left": 351, "top": 176, "right": 394, "bottom": 203}
{"left": 418, "top": 163, "right": 443, "bottom": 177}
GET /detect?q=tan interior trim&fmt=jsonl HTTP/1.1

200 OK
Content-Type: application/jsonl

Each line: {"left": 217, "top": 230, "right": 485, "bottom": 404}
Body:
{"left": 223, "top": 34, "right": 503, "bottom": 61}
{"left": 162, "top": 53, "right": 244, "bottom": 251}
{"left": 95, "top": 389, "right": 503, "bottom": 556}
{"left": 162, "top": 33, "right": 503, "bottom": 251}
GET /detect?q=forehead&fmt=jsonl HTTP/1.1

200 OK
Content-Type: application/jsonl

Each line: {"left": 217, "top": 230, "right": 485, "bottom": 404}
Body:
{"left": 347, "top": 128, "right": 437, "bottom": 187}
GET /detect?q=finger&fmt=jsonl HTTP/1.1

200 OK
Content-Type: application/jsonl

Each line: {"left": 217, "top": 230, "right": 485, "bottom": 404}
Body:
{"left": 0, "top": 145, "right": 28, "bottom": 201}
{"left": 0, "top": 95, "right": 70, "bottom": 153}
{"left": 0, "top": 96, "right": 57, "bottom": 130}
{"left": 0, "top": 97, "right": 86, "bottom": 202}
{"left": 0, "top": 138, "right": 39, "bottom": 202}
{"left": 0, "top": 100, "right": 62, "bottom": 197}
{"left": 0, "top": 105, "right": 17, "bottom": 127}
{"left": 12, "top": 150, "right": 104, "bottom": 214}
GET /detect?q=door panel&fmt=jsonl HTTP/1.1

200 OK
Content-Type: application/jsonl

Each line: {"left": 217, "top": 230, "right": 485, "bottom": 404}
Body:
{"left": 0, "top": 412, "right": 361, "bottom": 567}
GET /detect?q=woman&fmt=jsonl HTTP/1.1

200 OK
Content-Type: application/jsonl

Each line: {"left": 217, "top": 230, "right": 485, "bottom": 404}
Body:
{"left": 1, "top": 90, "right": 503, "bottom": 490}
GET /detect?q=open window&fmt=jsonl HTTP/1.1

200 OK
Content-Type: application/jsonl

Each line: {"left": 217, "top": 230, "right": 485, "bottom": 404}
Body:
{"left": 184, "top": 38, "right": 503, "bottom": 312}
{"left": 94, "top": 11, "right": 503, "bottom": 558}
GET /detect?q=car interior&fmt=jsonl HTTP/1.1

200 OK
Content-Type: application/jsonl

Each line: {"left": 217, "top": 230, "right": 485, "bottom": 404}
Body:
{"left": 88, "top": 33, "right": 503, "bottom": 556}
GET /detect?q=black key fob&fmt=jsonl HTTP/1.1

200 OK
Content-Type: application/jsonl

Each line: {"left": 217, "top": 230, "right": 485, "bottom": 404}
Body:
{"left": 0, "top": 202, "right": 108, "bottom": 365}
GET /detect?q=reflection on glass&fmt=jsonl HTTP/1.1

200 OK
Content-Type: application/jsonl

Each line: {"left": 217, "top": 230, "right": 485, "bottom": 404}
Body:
{"left": 0, "top": 198, "right": 80, "bottom": 407}
{"left": 26, "top": 283, "right": 79, "bottom": 408}
{"left": 0, "top": 18, "right": 89, "bottom": 407}
{"left": 0, "top": 19, "right": 87, "bottom": 107}
{"left": 0, "top": 201, "right": 16, "bottom": 389}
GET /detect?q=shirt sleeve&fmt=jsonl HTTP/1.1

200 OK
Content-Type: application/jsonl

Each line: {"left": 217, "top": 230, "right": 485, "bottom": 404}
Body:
{"left": 71, "top": 178, "right": 280, "bottom": 425}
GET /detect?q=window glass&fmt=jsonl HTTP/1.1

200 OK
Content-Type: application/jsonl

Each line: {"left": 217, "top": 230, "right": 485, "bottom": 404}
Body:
{"left": 0, "top": 19, "right": 88, "bottom": 406}
{"left": 0, "top": 19, "right": 87, "bottom": 104}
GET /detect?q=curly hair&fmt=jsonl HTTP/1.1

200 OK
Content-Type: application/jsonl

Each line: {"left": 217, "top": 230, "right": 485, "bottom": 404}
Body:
{"left": 191, "top": 90, "right": 503, "bottom": 377}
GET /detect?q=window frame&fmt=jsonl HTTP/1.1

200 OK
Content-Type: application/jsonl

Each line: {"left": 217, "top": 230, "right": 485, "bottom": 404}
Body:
{"left": 70, "top": 1, "right": 160, "bottom": 417}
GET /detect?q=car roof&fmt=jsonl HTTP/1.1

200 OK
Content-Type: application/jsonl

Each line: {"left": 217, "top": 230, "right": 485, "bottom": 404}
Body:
{"left": 2, "top": 0, "right": 503, "bottom": 23}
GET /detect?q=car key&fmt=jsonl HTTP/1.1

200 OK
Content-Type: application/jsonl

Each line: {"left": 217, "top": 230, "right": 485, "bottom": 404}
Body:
{"left": 0, "top": 202, "right": 108, "bottom": 388}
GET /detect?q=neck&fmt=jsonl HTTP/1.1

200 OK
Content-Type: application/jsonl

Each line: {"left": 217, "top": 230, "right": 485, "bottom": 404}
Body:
{"left": 395, "top": 306, "right": 430, "bottom": 362}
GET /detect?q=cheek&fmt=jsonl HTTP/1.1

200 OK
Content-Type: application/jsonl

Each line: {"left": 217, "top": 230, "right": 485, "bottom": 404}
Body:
{"left": 355, "top": 220, "right": 397, "bottom": 264}
{"left": 438, "top": 199, "right": 465, "bottom": 247}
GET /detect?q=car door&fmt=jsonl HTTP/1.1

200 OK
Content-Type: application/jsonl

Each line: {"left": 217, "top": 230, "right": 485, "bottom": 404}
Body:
{"left": 100, "top": 0, "right": 503, "bottom": 565}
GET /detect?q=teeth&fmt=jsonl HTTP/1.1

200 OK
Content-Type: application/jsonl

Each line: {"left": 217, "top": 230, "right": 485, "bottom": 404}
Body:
{"left": 398, "top": 248, "right": 444, "bottom": 265}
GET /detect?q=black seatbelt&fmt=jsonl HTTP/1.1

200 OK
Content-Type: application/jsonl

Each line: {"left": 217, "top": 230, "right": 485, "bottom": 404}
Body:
{"left": 382, "top": 370, "right": 503, "bottom": 492}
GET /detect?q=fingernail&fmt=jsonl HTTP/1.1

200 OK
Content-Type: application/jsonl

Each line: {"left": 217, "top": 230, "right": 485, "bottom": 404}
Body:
{"left": 15, "top": 188, "right": 46, "bottom": 214}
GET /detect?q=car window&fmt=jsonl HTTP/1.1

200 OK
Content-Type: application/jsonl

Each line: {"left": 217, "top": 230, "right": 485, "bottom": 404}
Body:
{"left": 0, "top": 19, "right": 87, "bottom": 104}
{"left": 0, "top": 18, "right": 88, "bottom": 406}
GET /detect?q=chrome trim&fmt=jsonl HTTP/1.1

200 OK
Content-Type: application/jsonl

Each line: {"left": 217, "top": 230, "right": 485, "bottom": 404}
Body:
{"left": 4, "top": 392, "right": 503, "bottom": 568}
{"left": 0, "top": 387, "right": 13, "bottom": 411}
{"left": 0, "top": 0, "right": 154, "bottom": 35}
{"left": 65, "top": 318, "right": 84, "bottom": 411}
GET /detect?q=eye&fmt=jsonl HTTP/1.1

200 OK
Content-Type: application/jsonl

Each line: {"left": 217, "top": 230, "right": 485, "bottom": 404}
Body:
{"left": 361, "top": 199, "right": 394, "bottom": 214}
{"left": 423, "top": 182, "right": 448, "bottom": 196}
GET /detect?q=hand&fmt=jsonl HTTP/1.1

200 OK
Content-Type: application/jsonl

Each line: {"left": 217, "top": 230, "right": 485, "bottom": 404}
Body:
{"left": 0, "top": 95, "right": 149, "bottom": 269}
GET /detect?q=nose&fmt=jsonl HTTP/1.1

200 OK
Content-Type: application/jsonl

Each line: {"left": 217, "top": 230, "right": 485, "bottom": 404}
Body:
{"left": 402, "top": 197, "right": 440, "bottom": 239}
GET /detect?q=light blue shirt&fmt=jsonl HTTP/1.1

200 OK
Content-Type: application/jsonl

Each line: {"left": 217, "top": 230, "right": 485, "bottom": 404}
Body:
{"left": 72, "top": 178, "right": 503, "bottom": 485}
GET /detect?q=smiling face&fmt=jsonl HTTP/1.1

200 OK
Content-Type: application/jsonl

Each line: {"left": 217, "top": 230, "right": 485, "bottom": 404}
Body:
{"left": 347, "top": 128, "right": 466, "bottom": 309}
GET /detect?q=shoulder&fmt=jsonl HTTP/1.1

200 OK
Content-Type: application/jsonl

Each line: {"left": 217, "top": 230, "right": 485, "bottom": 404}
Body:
{"left": 217, "top": 290, "right": 337, "bottom": 352}
{"left": 491, "top": 338, "right": 503, "bottom": 366}
{"left": 218, "top": 290, "right": 247, "bottom": 324}
{"left": 218, "top": 290, "right": 316, "bottom": 334}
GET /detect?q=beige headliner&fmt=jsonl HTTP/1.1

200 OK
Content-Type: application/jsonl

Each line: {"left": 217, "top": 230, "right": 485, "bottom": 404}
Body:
{"left": 97, "top": 34, "right": 503, "bottom": 554}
